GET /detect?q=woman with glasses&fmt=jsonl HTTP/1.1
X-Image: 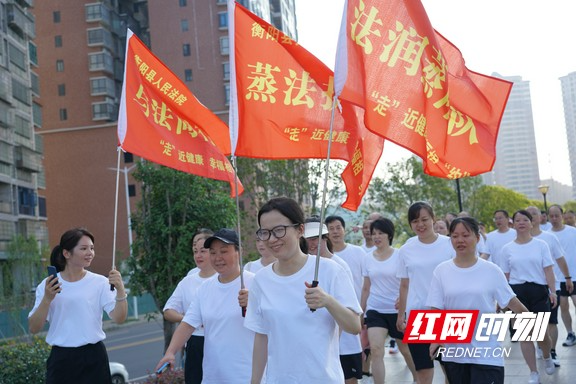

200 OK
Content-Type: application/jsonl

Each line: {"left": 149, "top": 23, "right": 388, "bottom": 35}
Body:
{"left": 245, "top": 197, "right": 362, "bottom": 384}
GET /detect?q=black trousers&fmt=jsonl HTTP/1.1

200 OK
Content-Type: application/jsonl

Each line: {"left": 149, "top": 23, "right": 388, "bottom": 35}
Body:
{"left": 46, "top": 341, "right": 111, "bottom": 384}
{"left": 185, "top": 335, "right": 204, "bottom": 384}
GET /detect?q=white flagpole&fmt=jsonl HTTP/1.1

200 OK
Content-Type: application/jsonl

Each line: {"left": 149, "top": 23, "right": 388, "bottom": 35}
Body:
{"left": 228, "top": 0, "right": 246, "bottom": 316}
{"left": 110, "top": 146, "right": 122, "bottom": 290}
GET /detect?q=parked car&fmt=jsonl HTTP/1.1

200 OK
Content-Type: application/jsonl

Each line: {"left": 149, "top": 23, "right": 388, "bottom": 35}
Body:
{"left": 110, "top": 362, "right": 129, "bottom": 384}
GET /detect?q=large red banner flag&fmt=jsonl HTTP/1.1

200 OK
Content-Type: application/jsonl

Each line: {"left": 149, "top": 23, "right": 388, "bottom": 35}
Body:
{"left": 229, "top": 2, "right": 384, "bottom": 210}
{"left": 117, "top": 30, "right": 242, "bottom": 196}
{"left": 335, "top": 0, "right": 513, "bottom": 179}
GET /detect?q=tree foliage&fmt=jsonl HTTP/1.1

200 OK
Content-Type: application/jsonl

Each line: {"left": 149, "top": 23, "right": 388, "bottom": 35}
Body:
{"left": 364, "top": 156, "right": 482, "bottom": 242}
{"left": 468, "top": 185, "right": 540, "bottom": 231}
{"left": 127, "top": 162, "right": 236, "bottom": 312}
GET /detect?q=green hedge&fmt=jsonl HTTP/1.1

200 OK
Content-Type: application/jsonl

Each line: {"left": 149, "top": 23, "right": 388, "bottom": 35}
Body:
{"left": 0, "top": 337, "right": 50, "bottom": 383}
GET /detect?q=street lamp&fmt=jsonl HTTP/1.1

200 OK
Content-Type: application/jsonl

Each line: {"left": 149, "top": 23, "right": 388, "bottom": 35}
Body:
{"left": 538, "top": 184, "right": 550, "bottom": 212}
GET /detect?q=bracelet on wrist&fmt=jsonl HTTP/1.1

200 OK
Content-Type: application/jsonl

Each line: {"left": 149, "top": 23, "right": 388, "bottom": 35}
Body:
{"left": 115, "top": 294, "right": 128, "bottom": 302}
{"left": 565, "top": 276, "right": 572, "bottom": 280}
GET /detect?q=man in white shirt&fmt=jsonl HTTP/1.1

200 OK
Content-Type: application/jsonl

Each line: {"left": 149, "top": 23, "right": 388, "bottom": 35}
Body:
{"left": 325, "top": 215, "right": 366, "bottom": 383}
{"left": 541, "top": 210, "right": 553, "bottom": 231}
{"left": 549, "top": 204, "right": 576, "bottom": 347}
{"left": 527, "top": 206, "right": 573, "bottom": 365}
{"left": 481, "top": 209, "right": 516, "bottom": 269}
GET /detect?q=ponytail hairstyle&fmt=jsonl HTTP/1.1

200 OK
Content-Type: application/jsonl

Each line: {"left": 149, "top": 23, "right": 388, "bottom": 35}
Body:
{"left": 50, "top": 228, "right": 95, "bottom": 272}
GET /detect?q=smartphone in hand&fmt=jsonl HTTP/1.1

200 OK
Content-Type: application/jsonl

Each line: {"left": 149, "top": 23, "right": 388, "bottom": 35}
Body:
{"left": 155, "top": 362, "right": 170, "bottom": 375}
{"left": 47, "top": 266, "right": 58, "bottom": 281}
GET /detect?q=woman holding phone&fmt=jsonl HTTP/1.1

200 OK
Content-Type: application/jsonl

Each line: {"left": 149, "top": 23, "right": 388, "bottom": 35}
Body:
{"left": 28, "top": 228, "right": 127, "bottom": 384}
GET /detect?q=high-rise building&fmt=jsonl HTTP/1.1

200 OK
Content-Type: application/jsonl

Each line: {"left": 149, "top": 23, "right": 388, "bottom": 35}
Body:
{"left": 482, "top": 74, "right": 541, "bottom": 200}
{"left": 30, "top": 0, "right": 299, "bottom": 272}
{"left": 560, "top": 71, "right": 576, "bottom": 199}
{"left": 30, "top": 1, "right": 149, "bottom": 273}
{"left": 0, "top": 0, "right": 48, "bottom": 261}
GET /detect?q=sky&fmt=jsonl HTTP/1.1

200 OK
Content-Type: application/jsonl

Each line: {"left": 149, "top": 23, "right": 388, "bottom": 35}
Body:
{"left": 294, "top": 0, "right": 576, "bottom": 186}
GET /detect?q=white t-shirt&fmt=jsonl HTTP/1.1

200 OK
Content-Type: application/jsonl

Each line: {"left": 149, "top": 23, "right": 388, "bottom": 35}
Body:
{"left": 245, "top": 256, "right": 361, "bottom": 384}
{"left": 541, "top": 222, "right": 553, "bottom": 231}
{"left": 500, "top": 238, "right": 554, "bottom": 285}
{"left": 549, "top": 225, "right": 576, "bottom": 279}
{"left": 426, "top": 258, "right": 516, "bottom": 366}
{"left": 183, "top": 272, "right": 255, "bottom": 384}
{"left": 484, "top": 229, "right": 516, "bottom": 269}
{"left": 534, "top": 231, "right": 566, "bottom": 289}
{"left": 397, "top": 235, "right": 454, "bottom": 314}
{"left": 326, "top": 254, "right": 362, "bottom": 355}
{"left": 28, "top": 271, "right": 116, "bottom": 347}
{"left": 334, "top": 243, "right": 367, "bottom": 301}
{"left": 164, "top": 272, "right": 215, "bottom": 336}
{"left": 362, "top": 249, "right": 401, "bottom": 313}
{"left": 244, "top": 258, "right": 273, "bottom": 273}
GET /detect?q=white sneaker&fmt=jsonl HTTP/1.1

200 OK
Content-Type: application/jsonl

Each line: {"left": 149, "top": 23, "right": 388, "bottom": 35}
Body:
{"left": 528, "top": 371, "right": 540, "bottom": 384}
{"left": 389, "top": 343, "right": 399, "bottom": 354}
{"left": 535, "top": 347, "right": 542, "bottom": 359}
{"left": 544, "top": 357, "right": 555, "bottom": 375}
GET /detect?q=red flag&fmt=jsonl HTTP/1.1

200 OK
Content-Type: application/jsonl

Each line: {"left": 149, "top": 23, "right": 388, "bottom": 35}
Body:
{"left": 336, "top": 0, "right": 512, "bottom": 178}
{"left": 230, "top": 2, "right": 384, "bottom": 210}
{"left": 118, "top": 30, "right": 243, "bottom": 196}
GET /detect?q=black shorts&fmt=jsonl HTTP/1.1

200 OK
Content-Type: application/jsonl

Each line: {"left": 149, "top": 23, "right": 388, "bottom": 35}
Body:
{"left": 510, "top": 282, "right": 551, "bottom": 313}
{"left": 443, "top": 361, "right": 504, "bottom": 384}
{"left": 46, "top": 341, "right": 111, "bottom": 384}
{"left": 559, "top": 282, "right": 576, "bottom": 297}
{"left": 408, "top": 342, "right": 435, "bottom": 371}
{"left": 184, "top": 335, "right": 204, "bottom": 384}
{"left": 550, "top": 291, "right": 560, "bottom": 325}
{"left": 339, "top": 353, "right": 363, "bottom": 379}
{"left": 364, "top": 310, "right": 404, "bottom": 340}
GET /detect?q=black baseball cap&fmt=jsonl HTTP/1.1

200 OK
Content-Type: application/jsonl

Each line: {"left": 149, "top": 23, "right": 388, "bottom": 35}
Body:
{"left": 204, "top": 228, "right": 239, "bottom": 248}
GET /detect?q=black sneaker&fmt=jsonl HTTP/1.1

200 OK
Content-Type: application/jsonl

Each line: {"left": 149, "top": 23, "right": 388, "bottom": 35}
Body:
{"left": 551, "top": 349, "right": 560, "bottom": 367}
{"left": 562, "top": 332, "right": 576, "bottom": 347}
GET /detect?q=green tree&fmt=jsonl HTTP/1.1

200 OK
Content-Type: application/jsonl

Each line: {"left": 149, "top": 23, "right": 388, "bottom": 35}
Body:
{"left": 467, "top": 185, "right": 540, "bottom": 231}
{"left": 364, "top": 156, "right": 482, "bottom": 242}
{"left": 1, "top": 235, "right": 44, "bottom": 337}
{"left": 127, "top": 162, "right": 236, "bottom": 349}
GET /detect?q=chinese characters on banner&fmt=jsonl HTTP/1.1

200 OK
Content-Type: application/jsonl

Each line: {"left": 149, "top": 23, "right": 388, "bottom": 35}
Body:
{"left": 337, "top": 0, "right": 513, "bottom": 178}
{"left": 232, "top": 3, "right": 384, "bottom": 210}
{"left": 117, "top": 30, "right": 243, "bottom": 196}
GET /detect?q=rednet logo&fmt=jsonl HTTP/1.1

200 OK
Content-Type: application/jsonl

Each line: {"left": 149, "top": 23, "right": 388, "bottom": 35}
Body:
{"left": 404, "top": 310, "right": 551, "bottom": 343}
{"left": 404, "top": 310, "right": 479, "bottom": 343}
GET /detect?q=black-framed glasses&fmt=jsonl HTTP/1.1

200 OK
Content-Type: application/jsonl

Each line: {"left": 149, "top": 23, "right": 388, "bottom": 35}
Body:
{"left": 256, "top": 224, "right": 299, "bottom": 241}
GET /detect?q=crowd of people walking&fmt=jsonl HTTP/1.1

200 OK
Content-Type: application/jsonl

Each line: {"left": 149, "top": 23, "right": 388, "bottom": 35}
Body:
{"left": 29, "top": 198, "right": 576, "bottom": 384}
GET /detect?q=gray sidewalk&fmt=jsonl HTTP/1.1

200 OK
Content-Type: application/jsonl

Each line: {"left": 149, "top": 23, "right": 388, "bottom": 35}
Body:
{"left": 359, "top": 325, "right": 576, "bottom": 383}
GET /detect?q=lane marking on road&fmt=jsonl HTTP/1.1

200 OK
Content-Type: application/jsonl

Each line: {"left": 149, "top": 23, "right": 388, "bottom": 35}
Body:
{"left": 107, "top": 336, "right": 164, "bottom": 351}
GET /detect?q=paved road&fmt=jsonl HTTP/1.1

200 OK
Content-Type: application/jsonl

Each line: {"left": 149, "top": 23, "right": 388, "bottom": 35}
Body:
{"left": 105, "top": 315, "right": 576, "bottom": 383}
{"left": 105, "top": 316, "right": 175, "bottom": 383}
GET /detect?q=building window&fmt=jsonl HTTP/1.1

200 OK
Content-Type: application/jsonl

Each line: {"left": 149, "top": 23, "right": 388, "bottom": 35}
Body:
{"left": 219, "top": 36, "right": 229, "bottom": 55}
{"left": 92, "top": 101, "right": 116, "bottom": 120}
{"left": 124, "top": 152, "right": 134, "bottom": 163}
{"left": 57, "top": 84, "right": 66, "bottom": 96}
{"left": 183, "top": 43, "right": 191, "bottom": 57}
{"left": 217, "top": 0, "right": 227, "bottom": 4}
{"left": 179, "top": 0, "right": 187, "bottom": 6}
{"left": 224, "top": 83, "right": 230, "bottom": 106}
{"left": 181, "top": 19, "right": 189, "bottom": 32}
{"left": 88, "top": 51, "right": 113, "bottom": 73}
{"left": 53, "top": 11, "right": 61, "bottom": 23}
{"left": 184, "top": 69, "right": 193, "bottom": 82}
{"left": 59, "top": 108, "right": 68, "bottom": 121}
{"left": 218, "top": 12, "right": 228, "bottom": 29}
{"left": 128, "top": 184, "right": 136, "bottom": 197}
{"left": 9, "top": 43, "right": 26, "bottom": 69}
{"left": 56, "top": 59, "right": 64, "bottom": 72}
{"left": 55, "top": 35, "right": 62, "bottom": 47}
{"left": 90, "top": 77, "right": 115, "bottom": 96}
{"left": 223, "top": 62, "right": 230, "bottom": 80}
